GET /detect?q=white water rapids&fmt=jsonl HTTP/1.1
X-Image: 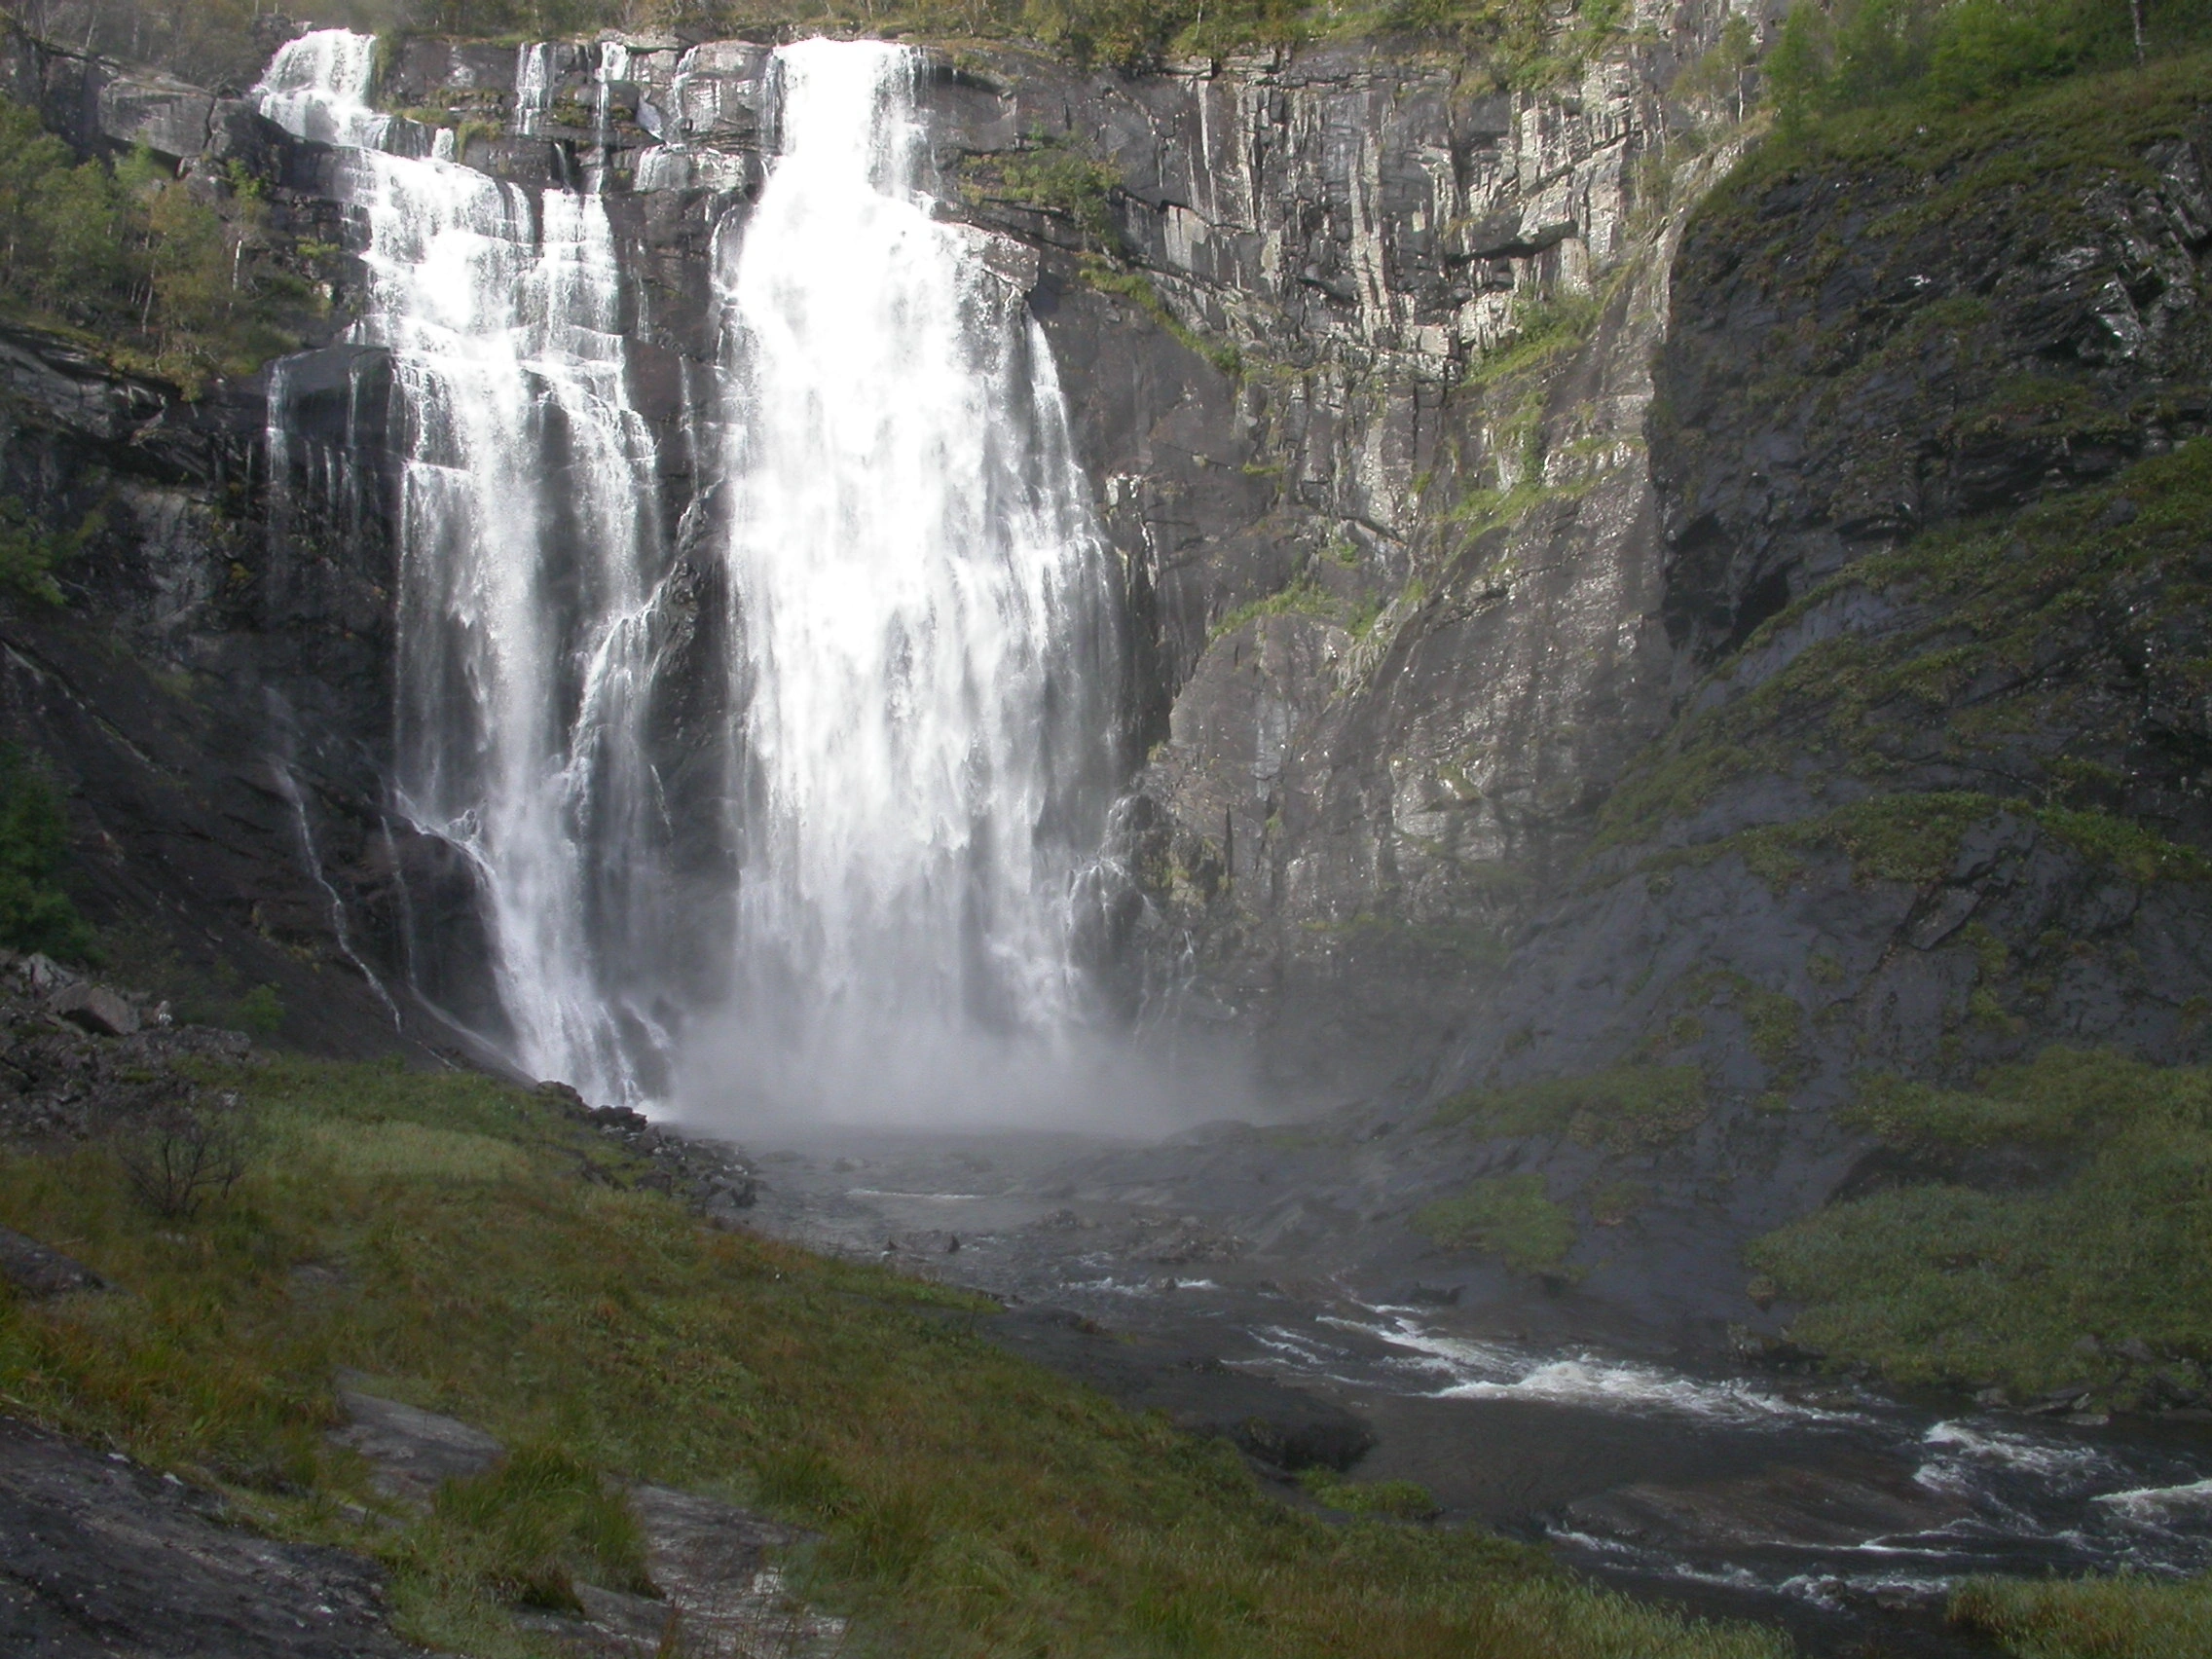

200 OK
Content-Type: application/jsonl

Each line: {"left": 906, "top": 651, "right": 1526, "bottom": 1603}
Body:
{"left": 256, "top": 32, "right": 1119, "bottom": 1114}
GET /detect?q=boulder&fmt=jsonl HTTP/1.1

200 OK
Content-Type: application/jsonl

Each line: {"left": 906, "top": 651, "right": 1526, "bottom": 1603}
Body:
{"left": 93, "top": 66, "right": 213, "bottom": 162}
{"left": 0, "top": 1227, "right": 106, "bottom": 1299}
{"left": 49, "top": 981, "right": 139, "bottom": 1037}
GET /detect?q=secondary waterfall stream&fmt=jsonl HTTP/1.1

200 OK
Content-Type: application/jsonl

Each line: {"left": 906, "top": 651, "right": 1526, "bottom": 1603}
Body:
{"left": 255, "top": 32, "right": 1116, "bottom": 1114}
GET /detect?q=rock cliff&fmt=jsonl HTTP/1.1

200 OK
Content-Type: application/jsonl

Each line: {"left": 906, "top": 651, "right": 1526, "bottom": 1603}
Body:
{"left": 3, "top": 12, "right": 2211, "bottom": 1337}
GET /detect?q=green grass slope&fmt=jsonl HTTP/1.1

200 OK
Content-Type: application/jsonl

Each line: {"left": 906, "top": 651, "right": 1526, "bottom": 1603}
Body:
{"left": 0, "top": 1055, "right": 1790, "bottom": 1659}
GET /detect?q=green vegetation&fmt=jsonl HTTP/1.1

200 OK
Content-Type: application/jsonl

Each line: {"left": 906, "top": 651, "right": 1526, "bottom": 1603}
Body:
{"left": 1598, "top": 435, "right": 2212, "bottom": 865}
{"left": 45, "top": 0, "right": 1633, "bottom": 76}
{"left": 1411, "top": 1172, "right": 1578, "bottom": 1273}
{"left": 0, "top": 97, "right": 309, "bottom": 395}
{"left": 1298, "top": 1468, "right": 1443, "bottom": 1520}
{"left": 0, "top": 496, "right": 98, "bottom": 607}
{"left": 964, "top": 136, "right": 1123, "bottom": 250}
{"left": 0, "top": 748, "right": 92, "bottom": 960}
{"left": 1950, "top": 1568, "right": 2212, "bottom": 1659}
{"left": 1433, "top": 1062, "right": 1708, "bottom": 1153}
{"left": 1640, "top": 794, "right": 2212, "bottom": 897}
{"left": 0, "top": 1056, "right": 1794, "bottom": 1659}
{"left": 1209, "top": 572, "right": 1339, "bottom": 639}
{"left": 1749, "top": 1049, "right": 2212, "bottom": 1405}
{"left": 1763, "top": 0, "right": 2212, "bottom": 130}
{"left": 1080, "top": 256, "right": 1243, "bottom": 379}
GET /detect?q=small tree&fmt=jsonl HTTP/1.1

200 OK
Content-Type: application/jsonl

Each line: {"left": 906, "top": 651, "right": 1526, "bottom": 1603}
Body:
{"left": 118, "top": 1097, "right": 249, "bottom": 1220}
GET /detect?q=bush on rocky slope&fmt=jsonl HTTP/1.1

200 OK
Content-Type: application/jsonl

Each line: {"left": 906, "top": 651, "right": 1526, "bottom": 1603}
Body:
{"left": 0, "top": 750, "right": 91, "bottom": 959}
{"left": 1748, "top": 1048, "right": 2212, "bottom": 1407}
{"left": 0, "top": 1049, "right": 1795, "bottom": 1659}
{"left": 1767, "top": 0, "right": 2212, "bottom": 128}
{"left": 0, "top": 93, "right": 309, "bottom": 393}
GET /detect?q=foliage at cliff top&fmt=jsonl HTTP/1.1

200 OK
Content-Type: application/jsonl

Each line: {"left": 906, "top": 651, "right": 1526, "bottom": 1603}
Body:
{"left": 1749, "top": 1048, "right": 2212, "bottom": 1408}
{"left": 1754, "top": 0, "right": 2212, "bottom": 154}
{"left": 0, "top": 1055, "right": 1795, "bottom": 1659}
{"left": 0, "top": 95, "right": 312, "bottom": 394}
{"left": 52, "top": 0, "right": 1629, "bottom": 78}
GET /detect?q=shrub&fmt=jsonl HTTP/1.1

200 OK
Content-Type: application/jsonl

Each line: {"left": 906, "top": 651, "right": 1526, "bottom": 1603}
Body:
{"left": 0, "top": 100, "right": 302, "bottom": 394}
{"left": 235, "top": 983, "right": 285, "bottom": 1036}
{"left": 1412, "top": 1173, "right": 1577, "bottom": 1272}
{"left": 1434, "top": 1063, "right": 1708, "bottom": 1153}
{"left": 1762, "top": 0, "right": 2212, "bottom": 127}
{"left": 117, "top": 1098, "right": 250, "bottom": 1220}
{"left": 0, "top": 748, "right": 92, "bottom": 960}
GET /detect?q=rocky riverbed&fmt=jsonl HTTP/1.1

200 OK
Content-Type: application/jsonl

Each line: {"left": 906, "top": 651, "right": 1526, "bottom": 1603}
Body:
{"left": 724, "top": 1121, "right": 2212, "bottom": 1658}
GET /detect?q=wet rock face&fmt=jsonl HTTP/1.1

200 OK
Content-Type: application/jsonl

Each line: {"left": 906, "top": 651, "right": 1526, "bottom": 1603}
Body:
{"left": 1653, "top": 119, "right": 2212, "bottom": 665}
{"left": 0, "top": 1415, "right": 423, "bottom": 1659}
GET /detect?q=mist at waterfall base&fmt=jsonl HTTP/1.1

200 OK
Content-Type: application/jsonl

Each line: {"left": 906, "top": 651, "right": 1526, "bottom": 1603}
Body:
{"left": 257, "top": 33, "right": 1252, "bottom": 1137}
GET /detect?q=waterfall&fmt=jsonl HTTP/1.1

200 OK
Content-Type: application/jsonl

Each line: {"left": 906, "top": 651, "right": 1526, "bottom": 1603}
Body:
{"left": 255, "top": 31, "right": 1119, "bottom": 1119}
{"left": 257, "top": 30, "right": 676, "bottom": 1107}
{"left": 707, "top": 40, "right": 1119, "bottom": 1118}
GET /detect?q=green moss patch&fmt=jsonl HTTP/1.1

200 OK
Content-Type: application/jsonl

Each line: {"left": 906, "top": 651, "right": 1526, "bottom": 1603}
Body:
{"left": 1411, "top": 1173, "right": 1578, "bottom": 1273}
{"left": 1434, "top": 1063, "right": 1709, "bottom": 1154}
{"left": 1748, "top": 1050, "right": 2212, "bottom": 1403}
{"left": 1298, "top": 1468, "right": 1443, "bottom": 1521}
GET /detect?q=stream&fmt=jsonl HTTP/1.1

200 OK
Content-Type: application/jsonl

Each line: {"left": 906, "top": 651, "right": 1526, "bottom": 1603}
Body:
{"left": 723, "top": 1124, "right": 2212, "bottom": 1658}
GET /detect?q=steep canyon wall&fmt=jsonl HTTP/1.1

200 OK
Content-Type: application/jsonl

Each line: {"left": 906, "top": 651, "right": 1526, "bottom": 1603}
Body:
{"left": 3, "top": 5, "right": 2209, "bottom": 1212}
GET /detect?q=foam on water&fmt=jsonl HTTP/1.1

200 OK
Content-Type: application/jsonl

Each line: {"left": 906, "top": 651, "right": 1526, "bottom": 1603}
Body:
{"left": 1326, "top": 1312, "right": 1864, "bottom": 1426}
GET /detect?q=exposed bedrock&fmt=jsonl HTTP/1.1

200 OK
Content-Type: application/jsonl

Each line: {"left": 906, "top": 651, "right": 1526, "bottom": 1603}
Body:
{"left": 4, "top": 7, "right": 2211, "bottom": 1264}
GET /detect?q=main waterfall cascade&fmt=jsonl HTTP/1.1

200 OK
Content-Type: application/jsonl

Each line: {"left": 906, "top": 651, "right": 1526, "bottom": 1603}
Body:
{"left": 708, "top": 42, "right": 1122, "bottom": 1117}
{"left": 256, "top": 32, "right": 1124, "bottom": 1118}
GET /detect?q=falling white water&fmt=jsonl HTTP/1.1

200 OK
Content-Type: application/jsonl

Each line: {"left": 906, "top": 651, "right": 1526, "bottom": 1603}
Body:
{"left": 254, "top": 31, "right": 1119, "bottom": 1117}
{"left": 706, "top": 40, "right": 1119, "bottom": 1118}
{"left": 254, "top": 28, "right": 389, "bottom": 149}
{"left": 257, "top": 30, "right": 673, "bottom": 1107}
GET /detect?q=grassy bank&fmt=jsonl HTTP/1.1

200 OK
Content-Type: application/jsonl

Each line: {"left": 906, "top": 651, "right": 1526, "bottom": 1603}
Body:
{"left": 1748, "top": 1050, "right": 2212, "bottom": 1408}
{"left": 1743, "top": 1049, "right": 2212, "bottom": 1658}
{"left": 0, "top": 1054, "right": 1792, "bottom": 1659}
{"left": 1949, "top": 1569, "right": 2212, "bottom": 1659}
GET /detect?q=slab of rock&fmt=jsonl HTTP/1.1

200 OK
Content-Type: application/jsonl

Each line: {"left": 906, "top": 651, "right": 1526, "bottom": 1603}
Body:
{"left": 985, "top": 1307, "right": 1374, "bottom": 1472}
{"left": 0, "top": 1415, "right": 423, "bottom": 1657}
{"left": 0, "top": 1227, "right": 105, "bottom": 1299}
{"left": 329, "top": 1383, "right": 504, "bottom": 1505}
{"left": 48, "top": 981, "right": 139, "bottom": 1038}
{"left": 1564, "top": 1457, "right": 1974, "bottom": 1553}
{"left": 518, "top": 1485, "right": 836, "bottom": 1657}
{"left": 93, "top": 66, "right": 215, "bottom": 161}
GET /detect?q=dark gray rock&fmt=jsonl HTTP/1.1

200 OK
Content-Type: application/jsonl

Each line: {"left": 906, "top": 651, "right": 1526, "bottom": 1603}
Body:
{"left": 984, "top": 1306, "right": 1374, "bottom": 1471}
{"left": 91, "top": 63, "right": 212, "bottom": 160}
{"left": 328, "top": 1385, "right": 504, "bottom": 1505}
{"left": 0, "top": 1415, "right": 423, "bottom": 1657}
{"left": 48, "top": 981, "right": 137, "bottom": 1037}
{"left": 0, "top": 1227, "right": 105, "bottom": 1298}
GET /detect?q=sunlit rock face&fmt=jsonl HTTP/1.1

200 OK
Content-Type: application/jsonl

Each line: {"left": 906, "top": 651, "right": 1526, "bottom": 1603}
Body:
{"left": 240, "top": 4, "right": 1764, "bottom": 1108}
